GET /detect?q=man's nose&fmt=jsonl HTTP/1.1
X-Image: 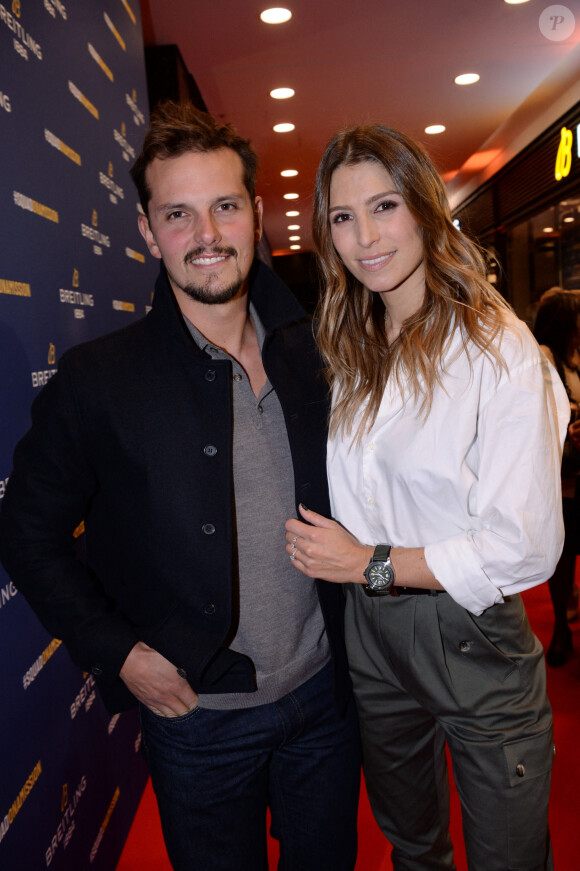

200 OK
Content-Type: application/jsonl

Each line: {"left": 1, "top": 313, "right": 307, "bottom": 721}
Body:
{"left": 194, "top": 212, "right": 221, "bottom": 246}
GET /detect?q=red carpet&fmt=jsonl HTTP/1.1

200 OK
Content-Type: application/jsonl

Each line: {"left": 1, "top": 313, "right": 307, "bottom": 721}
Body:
{"left": 117, "top": 565, "right": 580, "bottom": 870}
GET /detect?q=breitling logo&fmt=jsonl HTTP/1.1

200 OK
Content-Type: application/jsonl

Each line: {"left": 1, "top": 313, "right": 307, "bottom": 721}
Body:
{"left": 68, "top": 80, "right": 98, "bottom": 119}
{"left": 44, "top": 128, "right": 81, "bottom": 166}
{"left": 126, "top": 90, "right": 145, "bottom": 126}
{"left": 121, "top": 0, "right": 136, "bottom": 24}
{"left": 0, "top": 2, "right": 43, "bottom": 60}
{"left": 13, "top": 190, "right": 58, "bottom": 223}
{"left": 88, "top": 42, "right": 113, "bottom": 81}
{"left": 114, "top": 124, "right": 135, "bottom": 162}
{"left": 104, "top": 11, "right": 125, "bottom": 50}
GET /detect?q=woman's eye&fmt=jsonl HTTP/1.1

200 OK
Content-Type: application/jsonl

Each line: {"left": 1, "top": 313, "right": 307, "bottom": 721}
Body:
{"left": 376, "top": 200, "right": 397, "bottom": 213}
{"left": 332, "top": 213, "right": 351, "bottom": 224}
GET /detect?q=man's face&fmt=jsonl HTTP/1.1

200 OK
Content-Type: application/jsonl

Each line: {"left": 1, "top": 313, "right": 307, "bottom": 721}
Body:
{"left": 138, "top": 147, "right": 263, "bottom": 308}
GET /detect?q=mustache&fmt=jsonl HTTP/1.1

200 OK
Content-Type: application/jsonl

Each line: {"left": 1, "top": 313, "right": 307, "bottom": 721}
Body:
{"left": 184, "top": 247, "right": 237, "bottom": 264}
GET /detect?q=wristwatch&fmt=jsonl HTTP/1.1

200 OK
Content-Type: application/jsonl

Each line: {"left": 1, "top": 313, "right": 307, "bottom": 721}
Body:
{"left": 363, "top": 544, "right": 395, "bottom": 595}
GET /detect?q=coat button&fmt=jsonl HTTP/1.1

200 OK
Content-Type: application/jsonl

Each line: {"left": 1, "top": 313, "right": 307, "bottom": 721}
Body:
{"left": 202, "top": 523, "right": 216, "bottom": 535}
{"left": 516, "top": 764, "right": 525, "bottom": 777}
{"left": 205, "top": 369, "right": 216, "bottom": 382}
{"left": 203, "top": 445, "right": 218, "bottom": 457}
{"left": 176, "top": 667, "right": 188, "bottom": 679}
{"left": 91, "top": 664, "right": 104, "bottom": 676}
{"left": 458, "top": 641, "right": 471, "bottom": 653}
{"left": 203, "top": 602, "right": 216, "bottom": 615}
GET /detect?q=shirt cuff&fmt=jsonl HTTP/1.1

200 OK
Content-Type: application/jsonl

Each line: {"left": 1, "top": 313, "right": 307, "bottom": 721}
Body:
{"left": 424, "top": 535, "right": 504, "bottom": 615}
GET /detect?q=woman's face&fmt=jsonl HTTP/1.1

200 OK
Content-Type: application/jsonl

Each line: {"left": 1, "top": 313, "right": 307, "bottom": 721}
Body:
{"left": 328, "top": 160, "right": 425, "bottom": 310}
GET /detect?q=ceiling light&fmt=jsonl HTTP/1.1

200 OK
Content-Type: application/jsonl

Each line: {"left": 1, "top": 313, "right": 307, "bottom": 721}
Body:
{"left": 290, "top": 244, "right": 301, "bottom": 250}
{"left": 270, "top": 88, "right": 295, "bottom": 100}
{"left": 273, "top": 123, "right": 295, "bottom": 133}
{"left": 286, "top": 210, "right": 299, "bottom": 217}
{"left": 504, "top": 0, "right": 530, "bottom": 5}
{"left": 260, "top": 8, "right": 292, "bottom": 24}
{"left": 454, "top": 73, "right": 480, "bottom": 85}
{"left": 289, "top": 235, "right": 300, "bottom": 241}
{"left": 425, "top": 125, "right": 446, "bottom": 135}
{"left": 281, "top": 169, "right": 298, "bottom": 177}
{"left": 543, "top": 227, "right": 554, "bottom": 233}
{"left": 562, "top": 215, "right": 575, "bottom": 223}
{"left": 284, "top": 193, "right": 299, "bottom": 199}
{"left": 288, "top": 224, "right": 300, "bottom": 230}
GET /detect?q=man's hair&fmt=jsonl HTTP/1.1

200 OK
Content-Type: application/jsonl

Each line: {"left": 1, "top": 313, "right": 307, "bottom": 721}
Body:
{"left": 130, "top": 100, "right": 258, "bottom": 215}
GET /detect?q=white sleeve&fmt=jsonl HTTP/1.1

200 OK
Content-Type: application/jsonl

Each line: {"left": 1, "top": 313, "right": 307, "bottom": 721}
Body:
{"left": 424, "top": 352, "right": 569, "bottom": 615}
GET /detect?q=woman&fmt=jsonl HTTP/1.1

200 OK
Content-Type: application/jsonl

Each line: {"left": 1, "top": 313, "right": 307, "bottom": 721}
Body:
{"left": 533, "top": 287, "right": 580, "bottom": 667}
{"left": 285, "top": 125, "right": 569, "bottom": 871}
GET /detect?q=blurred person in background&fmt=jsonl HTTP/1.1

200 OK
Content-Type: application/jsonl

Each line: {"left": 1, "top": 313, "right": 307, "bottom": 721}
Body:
{"left": 534, "top": 287, "right": 580, "bottom": 667}
{"left": 285, "top": 123, "right": 569, "bottom": 871}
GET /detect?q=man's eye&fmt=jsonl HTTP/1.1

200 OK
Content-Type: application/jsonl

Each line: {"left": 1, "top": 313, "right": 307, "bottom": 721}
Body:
{"left": 167, "top": 211, "right": 186, "bottom": 220}
{"left": 217, "top": 202, "right": 237, "bottom": 212}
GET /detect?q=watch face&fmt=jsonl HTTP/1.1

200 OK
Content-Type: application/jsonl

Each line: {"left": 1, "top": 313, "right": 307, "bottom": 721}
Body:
{"left": 366, "top": 563, "right": 394, "bottom": 590}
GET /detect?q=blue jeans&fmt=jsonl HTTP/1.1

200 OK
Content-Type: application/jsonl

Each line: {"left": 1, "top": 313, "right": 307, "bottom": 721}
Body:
{"left": 140, "top": 662, "right": 361, "bottom": 871}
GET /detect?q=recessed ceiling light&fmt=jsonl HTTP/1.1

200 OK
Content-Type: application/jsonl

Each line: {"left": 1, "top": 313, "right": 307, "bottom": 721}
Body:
{"left": 563, "top": 216, "right": 575, "bottom": 223}
{"left": 284, "top": 193, "right": 299, "bottom": 199}
{"left": 270, "top": 88, "right": 295, "bottom": 100}
{"left": 454, "top": 73, "right": 480, "bottom": 85}
{"left": 260, "top": 8, "right": 292, "bottom": 24}
{"left": 289, "top": 235, "right": 300, "bottom": 241}
{"left": 425, "top": 125, "right": 446, "bottom": 135}
{"left": 281, "top": 169, "right": 298, "bottom": 177}
{"left": 290, "top": 244, "right": 301, "bottom": 250}
{"left": 504, "top": 0, "right": 530, "bottom": 5}
{"left": 288, "top": 224, "right": 300, "bottom": 230}
{"left": 286, "top": 210, "right": 299, "bottom": 217}
{"left": 273, "top": 123, "right": 295, "bottom": 133}
{"left": 543, "top": 227, "right": 554, "bottom": 233}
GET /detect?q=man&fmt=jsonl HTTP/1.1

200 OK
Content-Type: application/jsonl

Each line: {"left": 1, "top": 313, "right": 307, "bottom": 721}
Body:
{"left": 0, "top": 101, "right": 360, "bottom": 871}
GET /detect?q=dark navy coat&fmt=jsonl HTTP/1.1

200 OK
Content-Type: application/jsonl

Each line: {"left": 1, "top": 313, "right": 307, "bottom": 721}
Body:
{"left": 0, "top": 261, "right": 351, "bottom": 714}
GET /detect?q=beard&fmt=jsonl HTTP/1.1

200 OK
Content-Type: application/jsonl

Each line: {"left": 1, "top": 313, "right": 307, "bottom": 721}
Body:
{"left": 176, "top": 246, "right": 244, "bottom": 305}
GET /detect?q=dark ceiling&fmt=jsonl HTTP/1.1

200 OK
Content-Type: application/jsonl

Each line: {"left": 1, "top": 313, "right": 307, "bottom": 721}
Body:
{"left": 140, "top": 0, "right": 580, "bottom": 254}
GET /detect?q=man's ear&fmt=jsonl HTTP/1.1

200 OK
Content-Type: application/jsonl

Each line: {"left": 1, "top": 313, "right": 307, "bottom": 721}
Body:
{"left": 138, "top": 213, "right": 162, "bottom": 260}
{"left": 254, "top": 196, "right": 264, "bottom": 244}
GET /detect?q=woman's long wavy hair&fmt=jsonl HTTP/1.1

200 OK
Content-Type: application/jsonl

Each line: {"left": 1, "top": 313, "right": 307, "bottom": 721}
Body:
{"left": 313, "top": 124, "right": 512, "bottom": 441}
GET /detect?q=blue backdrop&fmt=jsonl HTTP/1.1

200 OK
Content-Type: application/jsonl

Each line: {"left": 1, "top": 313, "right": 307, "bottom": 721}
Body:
{"left": 0, "top": 1, "right": 158, "bottom": 868}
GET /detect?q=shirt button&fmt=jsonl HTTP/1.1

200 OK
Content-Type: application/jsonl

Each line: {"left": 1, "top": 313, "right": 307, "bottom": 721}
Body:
{"left": 203, "top": 445, "right": 218, "bottom": 457}
{"left": 233, "top": 373, "right": 242, "bottom": 382}
{"left": 203, "top": 602, "right": 216, "bottom": 615}
{"left": 204, "top": 369, "right": 216, "bottom": 382}
{"left": 458, "top": 641, "right": 471, "bottom": 653}
{"left": 257, "top": 405, "right": 264, "bottom": 414}
{"left": 368, "top": 497, "right": 375, "bottom": 506}
{"left": 202, "top": 523, "right": 216, "bottom": 535}
{"left": 368, "top": 443, "right": 376, "bottom": 451}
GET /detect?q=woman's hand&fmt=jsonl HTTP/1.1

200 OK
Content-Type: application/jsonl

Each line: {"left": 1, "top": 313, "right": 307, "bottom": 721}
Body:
{"left": 285, "top": 504, "right": 372, "bottom": 583}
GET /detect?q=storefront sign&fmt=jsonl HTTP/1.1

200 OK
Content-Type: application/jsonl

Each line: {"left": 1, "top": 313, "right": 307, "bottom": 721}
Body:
{"left": 555, "top": 124, "right": 580, "bottom": 180}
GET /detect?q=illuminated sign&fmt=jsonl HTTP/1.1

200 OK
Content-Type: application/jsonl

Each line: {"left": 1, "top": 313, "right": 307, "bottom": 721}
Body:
{"left": 555, "top": 124, "right": 580, "bottom": 181}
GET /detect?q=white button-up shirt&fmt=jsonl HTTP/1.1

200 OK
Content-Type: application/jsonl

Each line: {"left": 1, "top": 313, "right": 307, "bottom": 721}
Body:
{"left": 327, "top": 312, "right": 570, "bottom": 615}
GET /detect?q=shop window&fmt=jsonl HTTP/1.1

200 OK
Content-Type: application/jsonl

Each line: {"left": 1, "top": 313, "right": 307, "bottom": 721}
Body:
{"left": 505, "top": 198, "right": 580, "bottom": 324}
